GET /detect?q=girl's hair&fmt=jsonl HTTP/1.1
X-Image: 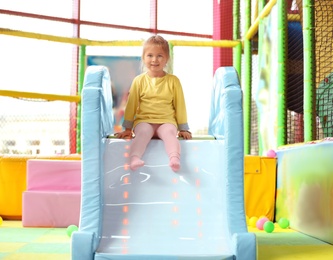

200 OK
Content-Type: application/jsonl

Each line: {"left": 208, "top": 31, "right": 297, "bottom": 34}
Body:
{"left": 142, "top": 35, "right": 170, "bottom": 59}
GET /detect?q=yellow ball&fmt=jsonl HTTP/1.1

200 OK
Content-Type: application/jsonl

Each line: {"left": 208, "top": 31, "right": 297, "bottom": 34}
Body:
{"left": 0, "top": 216, "right": 3, "bottom": 226}
{"left": 249, "top": 216, "right": 258, "bottom": 228}
{"left": 246, "top": 215, "right": 249, "bottom": 225}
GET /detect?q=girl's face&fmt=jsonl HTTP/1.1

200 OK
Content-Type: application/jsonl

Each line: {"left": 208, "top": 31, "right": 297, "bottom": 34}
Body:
{"left": 142, "top": 44, "right": 169, "bottom": 77}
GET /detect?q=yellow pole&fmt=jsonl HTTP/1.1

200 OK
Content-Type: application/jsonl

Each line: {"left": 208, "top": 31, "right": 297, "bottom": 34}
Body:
{"left": 244, "top": 0, "right": 277, "bottom": 40}
{"left": 0, "top": 28, "right": 240, "bottom": 48}
{"left": 0, "top": 90, "right": 81, "bottom": 103}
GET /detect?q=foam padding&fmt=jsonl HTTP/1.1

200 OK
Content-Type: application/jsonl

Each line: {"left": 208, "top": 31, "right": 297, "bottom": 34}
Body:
{"left": 22, "top": 191, "right": 81, "bottom": 227}
{"left": 26, "top": 159, "right": 81, "bottom": 191}
{"left": 276, "top": 140, "right": 333, "bottom": 244}
{"left": 244, "top": 156, "right": 277, "bottom": 220}
{"left": 22, "top": 159, "right": 81, "bottom": 227}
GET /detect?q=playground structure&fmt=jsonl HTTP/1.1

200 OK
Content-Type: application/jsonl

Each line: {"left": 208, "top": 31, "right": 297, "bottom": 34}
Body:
{"left": 71, "top": 65, "right": 256, "bottom": 259}
{"left": 0, "top": 0, "right": 333, "bottom": 259}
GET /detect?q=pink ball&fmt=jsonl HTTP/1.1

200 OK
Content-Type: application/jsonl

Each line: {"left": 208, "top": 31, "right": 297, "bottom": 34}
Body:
{"left": 266, "top": 149, "right": 276, "bottom": 158}
{"left": 256, "top": 217, "right": 269, "bottom": 230}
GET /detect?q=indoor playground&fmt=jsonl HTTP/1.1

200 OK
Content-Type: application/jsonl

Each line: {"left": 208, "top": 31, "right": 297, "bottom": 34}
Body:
{"left": 0, "top": 0, "right": 333, "bottom": 259}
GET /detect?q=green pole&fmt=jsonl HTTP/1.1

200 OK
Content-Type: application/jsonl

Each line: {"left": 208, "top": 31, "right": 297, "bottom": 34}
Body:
{"left": 257, "top": 0, "right": 265, "bottom": 155}
{"left": 303, "top": 0, "right": 316, "bottom": 141}
{"left": 243, "top": 0, "right": 252, "bottom": 155}
{"left": 168, "top": 43, "right": 174, "bottom": 74}
{"left": 233, "top": 0, "right": 241, "bottom": 77}
{"left": 76, "top": 45, "right": 86, "bottom": 154}
{"left": 277, "top": 0, "right": 287, "bottom": 147}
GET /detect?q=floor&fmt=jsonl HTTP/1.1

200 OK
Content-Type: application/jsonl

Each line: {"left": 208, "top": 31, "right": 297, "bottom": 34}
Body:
{"left": 1, "top": 221, "right": 333, "bottom": 260}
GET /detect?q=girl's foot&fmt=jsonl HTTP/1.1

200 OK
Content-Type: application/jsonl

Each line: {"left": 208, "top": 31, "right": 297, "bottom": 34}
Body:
{"left": 169, "top": 156, "right": 180, "bottom": 172}
{"left": 130, "top": 156, "right": 144, "bottom": 171}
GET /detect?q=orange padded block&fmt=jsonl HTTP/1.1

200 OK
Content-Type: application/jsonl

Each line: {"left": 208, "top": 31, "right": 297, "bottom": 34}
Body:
{"left": 244, "top": 156, "right": 277, "bottom": 221}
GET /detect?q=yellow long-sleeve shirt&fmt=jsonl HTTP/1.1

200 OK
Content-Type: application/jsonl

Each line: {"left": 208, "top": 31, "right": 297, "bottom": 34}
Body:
{"left": 122, "top": 73, "right": 190, "bottom": 131}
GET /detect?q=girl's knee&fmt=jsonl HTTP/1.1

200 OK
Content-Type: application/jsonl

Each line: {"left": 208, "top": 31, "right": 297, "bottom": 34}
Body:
{"left": 158, "top": 123, "right": 177, "bottom": 137}
{"left": 134, "top": 123, "right": 154, "bottom": 137}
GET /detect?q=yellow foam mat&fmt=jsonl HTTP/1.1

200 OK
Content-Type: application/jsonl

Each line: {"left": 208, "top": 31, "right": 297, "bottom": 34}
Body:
{"left": 249, "top": 225, "right": 333, "bottom": 259}
{"left": 0, "top": 221, "right": 70, "bottom": 260}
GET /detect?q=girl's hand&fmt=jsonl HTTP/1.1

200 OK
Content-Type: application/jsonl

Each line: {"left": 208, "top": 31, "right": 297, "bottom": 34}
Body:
{"left": 178, "top": 130, "right": 192, "bottom": 140}
{"left": 114, "top": 129, "right": 133, "bottom": 139}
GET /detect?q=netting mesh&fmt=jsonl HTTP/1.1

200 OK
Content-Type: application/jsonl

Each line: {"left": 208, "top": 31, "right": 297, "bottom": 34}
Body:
{"left": 286, "top": 19, "right": 304, "bottom": 144}
{"left": 315, "top": 1, "right": 333, "bottom": 139}
{"left": 248, "top": 0, "right": 333, "bottom": 153}
{"left": 0, "top": 96, "right": 74, "bottom": 154}
{"left": 287, "top": 0, "right": 333, "bottom": 143}
{"left": 251, "top": 56, "right": 259, "bottom": 155}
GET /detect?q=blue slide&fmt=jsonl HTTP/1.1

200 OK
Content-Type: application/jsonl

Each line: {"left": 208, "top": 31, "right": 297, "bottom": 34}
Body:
{"left": 71, "top": 66, "right": 257, "bottom": 260}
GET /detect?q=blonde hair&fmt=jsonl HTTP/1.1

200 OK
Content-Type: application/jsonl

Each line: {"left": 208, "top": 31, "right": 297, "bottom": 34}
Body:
{"left": 142, "top": 35, "right": 170, "bottom": 59}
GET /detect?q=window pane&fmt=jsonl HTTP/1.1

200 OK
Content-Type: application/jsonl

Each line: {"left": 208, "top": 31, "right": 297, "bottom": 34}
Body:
{"left": 0, "top": 0, "right": 72, "bottom": 18}
{"left": 158, "top": 0, "right": 213, "bottom": 36}
{"left": 0, "top": 14, "right": 73, "bottom": 36}
{"left": 0, "top": 35, "right": 73, "bottom": 95}
{"left": 173, "top": 46, "right": 213, "bottom": 134}
{"left": 0, "top": 34, "right": 74, "bottom": 155}
{"left": 80, "top": 25, "right": 150, "bottom": 41}
{"left": 81, "top": 0, "right": 151, "bottom": 28}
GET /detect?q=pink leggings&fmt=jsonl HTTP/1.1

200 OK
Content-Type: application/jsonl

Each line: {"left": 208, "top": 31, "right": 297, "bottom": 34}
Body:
{"left": 130, "top": 123, "right": 180, "bottom": 160}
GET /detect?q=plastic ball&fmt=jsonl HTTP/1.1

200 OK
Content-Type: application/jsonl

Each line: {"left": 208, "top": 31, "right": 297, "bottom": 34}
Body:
{"left": 278, "top": 218, "right": 290, "bottom": 229}
{"left": 246, "top": 215, "right": 249, "bottom": 225}
{"left": 266, "top": 149, "right": 276, "bottom": 158}
{"left": 0, "top": 216, "right": 3, "bottom": 226}
{"left": 66, "top": 224, "right": 78, "bottom": 237}
{"left": 263, "top": 221, "right": 275, "bottom": 233}
{"left": 256, "top": 217, "right": 269, "bottom": 230}
{"left": 249, "top": 216, "right": 258, "bottom": 228}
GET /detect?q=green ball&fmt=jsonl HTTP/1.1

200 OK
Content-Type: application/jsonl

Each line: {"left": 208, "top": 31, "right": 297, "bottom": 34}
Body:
{"left": 278, "top": 218, "right": 290, "bottom": 229}
{"left": 263, "top": 221, "right": 275, "bottom": 233}
{"left": 66, "top": 224, "right": 78, "bottom": 237}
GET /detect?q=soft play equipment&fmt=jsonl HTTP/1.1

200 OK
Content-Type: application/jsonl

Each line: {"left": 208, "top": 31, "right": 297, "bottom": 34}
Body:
{"left": 22, "top": 159, "right": 81, "bottom": 227}
{"left": 275, "top": 139, "right": 333, "bottom": 245}
{"left": 71, "top": 66, "right": 257, "bottom": 259}
{"left": 0, "top": 154, "right": 80, "bottom": 220}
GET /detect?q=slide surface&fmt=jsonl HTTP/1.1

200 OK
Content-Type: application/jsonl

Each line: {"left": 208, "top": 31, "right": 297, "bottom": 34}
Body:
{"left": 98, "top": 139, "right": 232, "bottom": 258}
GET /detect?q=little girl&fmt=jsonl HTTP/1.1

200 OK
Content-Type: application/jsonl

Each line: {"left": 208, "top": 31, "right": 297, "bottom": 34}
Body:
{"left": 115, "top": 35, "right": 192, "bottom": 172}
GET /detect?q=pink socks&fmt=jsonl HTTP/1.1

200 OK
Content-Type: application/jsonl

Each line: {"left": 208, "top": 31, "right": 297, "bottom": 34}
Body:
{"left": 169, "top": 156, "right": 180, "bottom": 172}
{"left": 130, "top": 156, "right": 145, "bottom": 171}
{"left": 130, "top": 156, "right": 180, "bottom": 172}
